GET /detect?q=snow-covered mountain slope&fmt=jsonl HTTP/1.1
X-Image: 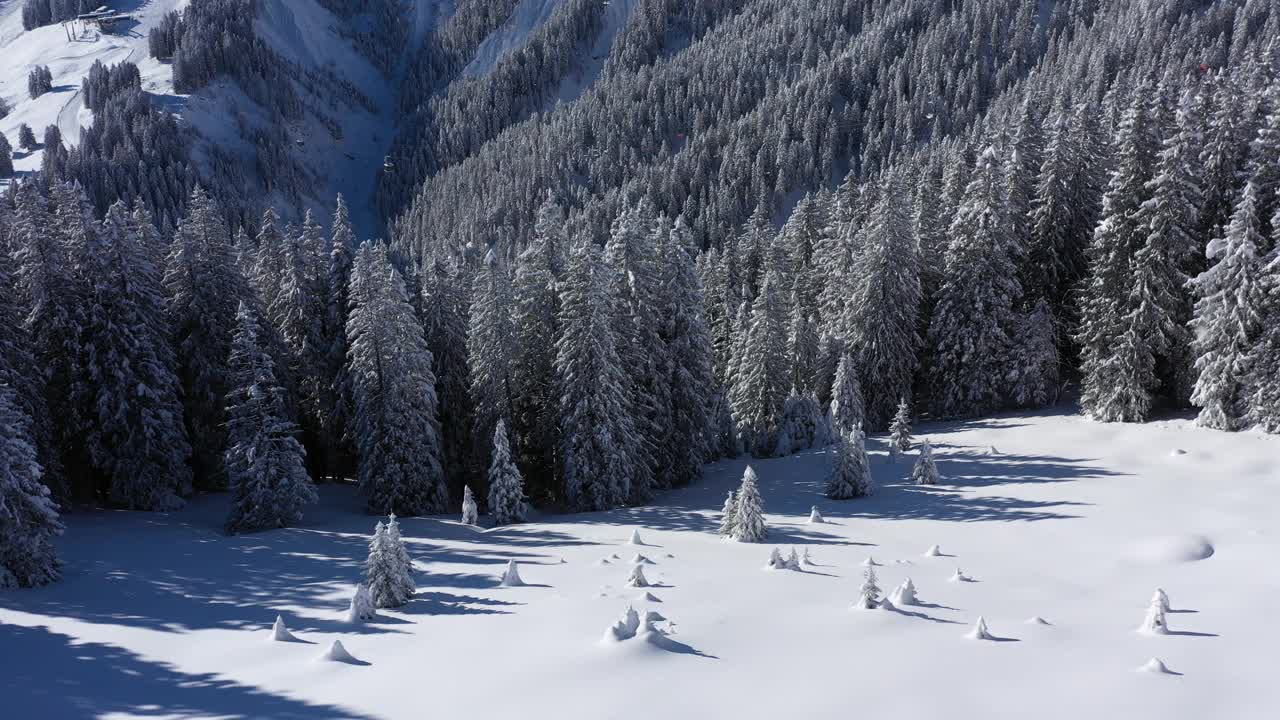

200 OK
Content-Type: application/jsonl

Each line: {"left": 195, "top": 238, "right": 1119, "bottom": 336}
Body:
{"left": 0, "top": 0, "right": 187, "bottom": 181}
{"left": 3, "top": 406, "right": 1276, "bottom": 719}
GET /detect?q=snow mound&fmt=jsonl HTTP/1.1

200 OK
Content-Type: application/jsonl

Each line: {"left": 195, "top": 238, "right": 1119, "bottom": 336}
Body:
{"left": 321, "top": 639, "right": 359, "bottom": 663}
{"left": 1131, "top": 534, "right": 1215, "bottom": 564}
{"left": 808, "top": 506, "right": 824, "bottom": 524}
{"left": 630, "top": 554, "right": 655, "bottom": 565}
{"left": 1138, "top": 657, "right": 1176, "bottom": 675}
{"left": 644, "top": 610, "right": 667, "bottom": 623}
{"left": 499, "top": 560, "right": 526, "bottom": 587}
{"left": 626, "top": 565, "right": 650, "bottom": 588}
{"left": 889, "top": 578, "right": 918, "bottom": 607}
{"left": 1169, "top": 448, "right": 1187, "bottom": 456}
{"left": 1025, "top": 616, "right": 1052, "bottom": 625}
{"left": 923, "top": 544, "right": 944, "bottom": 557}
{"left": 610, "top": 553, "right": 621, "bottom": 559}
{"left": 270, "top": 615, "right": 298, "bottom": 642}
{"left": 1152, "top": 588, "right": 1170, "bottom": 612}
{"left": 948, "top": 568, "right": 973, "bottom": 583}
{"left": 627, "top": 529, "right": 646, "bottom": 546}
{"left": 861, "top": 555, "right": 881, "bottom": 567}
{"left": 987, "top": 446, "right": 1001, "bottom": 455}
{"left": 638, "top": 591, "right": 662, "bottom": 603}
{"left": 596, "top": 557, "right": 612, "bottom": 566}
{"left": 345, "top": 584, "right": 376, "bottom": 623}
{"left": 965, "top": 616, "right": 995, "bottom": 641}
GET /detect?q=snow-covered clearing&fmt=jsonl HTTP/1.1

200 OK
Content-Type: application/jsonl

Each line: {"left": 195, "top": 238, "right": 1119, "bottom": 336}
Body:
{"left": 2, "top": 406, "right": 1277, "bottom": 719}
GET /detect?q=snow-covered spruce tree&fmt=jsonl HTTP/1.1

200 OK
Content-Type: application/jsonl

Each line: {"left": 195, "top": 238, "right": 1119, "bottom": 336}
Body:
{"left": 9, "top": 181, "right": 76, "bottom": 501}
{"left": 888, "top": 399, "right": 913, "bottom": 456}
{"left": 347, "top": 241, "right": 448, "bottom": 515}
{"left": 251, "top": 208, "right": 287, "bottom": 319}
{"left": 270, "top": 211, "right": 328, "bottom": 464}
{"left": 828, "top": 351, "right": 865, "bottom": 436}
{"left": 0, "top": 132, "right": 12, "bottom": 177}
{"left": 364, "top": 519, "right": 412, "bottom": 608}
{"left": 658, "top": 216, "right": 716, "bottom": 487}
{"left": 605, "top": 206, "right": 663, "bottom": 502}
{"left": 913, "top": 439, "right": 939, "bottom": 486}
{"left": 731, "top": 272, "right": 790, "bottom": 457}
{"left": 1008, "top": 299, "right": 1061, "bottom": 409}
{"left": 854, "top": 565, "right": 882, "bottom": 609}
{"left": 826, "top": 425, "right": 872, "bottom": 499}
{"left": 510, "top": 196, "right": 562, "bottom": 492}
{"left": 420, "top": 257, "right": 473, "bottom": 490}
{"left": 717, "top": 490, "right": 737, "bottom": 538}
{"left": 1188, "top": 181, "right": 1267, "bottom": 431}
{"left": 0, "top": 384, "right": 63, "bottom": 589}
{"left": 1248, "top": 253, "right": 1280, "bottom": 432}
{"left": 927, "top": 146, "right": 1022, "bottom": 419}
{"left": 731, "top": 466, "right": 767, "bottom": 543}
{"left": 487, "top": 419, "right": 526, "bottom": 525}
{"left": 460, "top": 485, "right": 478, "bottom": 526}
{"left": 786, "top": 298, "right": 819, "bottom": 396}
{"left": 223, "top": 302, "right": 317, "bottom": 534}
{"left": 554, "top": 237, "right": 634, "bottom": 511}
{"left": 320, "top": 195, "right": 357, "bottom": 480}
{"left": 1076, "top": 87, "right": 1162, "bottom": 422}
{"left": 0, "top": 184, "right": 64, "bottom": 502}
{"left": 468, "top": 250, "right": 516, "bottom": 474}
{"left": 839, "top": 173, "right": 921, "bottom": 429}
{"left": 73, "top": 201, "right": 191, "bottom": 510}
{"left": 385, "top": 514, "right": 416, "bottom": 601}
{"left": 165, "top": 187, "right": 246, "bottom": 490}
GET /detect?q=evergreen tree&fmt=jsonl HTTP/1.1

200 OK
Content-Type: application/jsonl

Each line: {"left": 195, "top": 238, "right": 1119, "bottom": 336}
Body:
{"left": 486, "top": 419, "right": 526, "bottom": 525}
{"left": 889, "top": 399, "right": 913, "bottom": 455}
{"left": 840, "top": 174, "right": 921, "bottom": 429}
{"left": 270, "top": 212, "right": 328, "bottom": 465}
{"left": 75, "top": 201, "right": 191, "bottom": 510}
{"left": 731, "top": 466, "right": 767, "bottom": 543}
{"left": 1248, "top": 252, "right": 1280, "bottom": 432}
{"left": 854, "top": 565, "right": 882, "bottom": 609}
{"left": 460, "top": 485, "right": 478, "bottom": 525}
{"left": 826, "top": 425, "right": 872, "bottom": 499}
{"left": 347, "top": 241, "right": 448, "bottom": 515}
{"left": 0, "top": 132, "right": 12, "bottom": 177}
{"left": 1189, "top": 181, "right": 1267, "bottom": 430}
{"left": 1077, "top": 88, "right": 1162, "bottom": 422}
{"left": 927, "top": 147, "right": 1021, "bottom": 419}
{"left": 912, "top": 438, "right": 939, "bottom": 485}
{"left": 320, "top": 195, "right": 357, "bottom": 480}
{"left": 364, "top": 519, "right": 413, "bottom": 608}
{"left": 510, "top": 201, "right": 561, "bottom": 493}
{"left": 165, "top": 187, "right": 245, "bottom": 489}
{"left": 420, "top": 257, "right": 473, "bottom": 491}
{"left": 554, "top": 238, "right": 634, "bottom": 511}
{"left": 828, "top": 352, "right": 865, "bottom": 435}
{"left": 717, "top": 490, "right": 737, "bottom": 538}
{"left": 224, "top": 302, "right": 317, "bottom": 533}
{"left": 468, "top": 251, "right": 516, "bottom": 475}
{"left": 0, "top": 384, "right": 63, "bottom": 589}
{"left": 658, "top": 216, "right": 716, "bottom": 486}
{"left": 730, "top": 272, "right": 789, "bottom": 456}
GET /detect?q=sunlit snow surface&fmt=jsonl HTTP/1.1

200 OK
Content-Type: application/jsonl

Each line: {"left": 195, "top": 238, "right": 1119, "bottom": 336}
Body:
{"left": 2, "top": 406, "right": 1277, "bottom": 719}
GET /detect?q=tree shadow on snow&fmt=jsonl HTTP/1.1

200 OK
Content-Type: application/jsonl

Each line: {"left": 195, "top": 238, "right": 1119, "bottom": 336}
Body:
{"left": 398, "top": 591, "right": 519, "bottom": 616}
{"left": 1, "top": 624, "right": 377, "bottom": 719}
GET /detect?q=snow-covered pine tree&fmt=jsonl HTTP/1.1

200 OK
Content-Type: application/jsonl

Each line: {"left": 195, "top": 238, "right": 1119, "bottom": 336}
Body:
{"left": 777, "top": 388, "right": 823, "bottom": 455}
{"left": 717, "top": 490, "right": 737, "bottom": 538}
{"left": 0, "top": 183, "right": 65, "bottom": 502}
{"left": 840, "top": 172, "right": 921, "bottom": 429}
{"left": 731, "top": 466, "right": 767, "bottom": 542}
{"left": 604, "top": 206, "right": 664, "bottom": 502}
{"left": 420, "top": 257, "right": 473, "bottom": 490}
{"left": 271, "top": 212, "right": 328, "bottom": 460}
{"left": 487, "top": 419, "right": 526, "bottom": 525}
{"left": 1248, "top": 252, "right": 1280, "bottom": 432}
{"left": 74, "top": 201, "right": 191, "bottom": 510}
{"left": 1189, "top": 181, "right": 1267, "bottom": 431}
{"left": 364, "top": 520, "right": 410, "bottom": 608}
{"left": 658, "top": 216, "right": 716, "bottom": 487}
{"left": 510, "top": 196, "right": 562, "bottom": 492}
{"left": 731, "top": 272, "right": 790, "bottom": 456}
{"left": 385, "top": 513, "right": 416, "bottom": 602}
{"left": 554, "top": 237, "right": 635, "bottom": 511}
{"left": 165, "top": 187, "right": 246, "bottom": 489}
{"left": 468, "top": 250, "right": 516, "bottom": 474}
{"left": 0, "top": 133, "right": 12, "bottom": 177}
{"left": 826, "top": 425, "right": 872, "bottom": 499}
{"left": 1077, "top": 87, "right": 1163, "bottom": 422}
{"left": 223, "top": 302, "right": 317, "bottom": 533}
{"left": 855, "top": 565, "right": 882, "bottom": 609}
{"left": 927, "top": 146, "right": 1022, "bottom": 419}
{"left": 1008, "top": 299, "right": 1061, "bottom": 408}
{"left": 786, "top": 298, "right": 819, "bottom": 396}
{"left": 320, "top": 195, "right": 357, "bottom": 480}
{"left": 912, "top": 439, "right": 939, "bottom": 485}
{"left": 888, "top": 399, "right": 913, "bottom": 455}
{"left": 828, "top": 351, "right": 865, "bottom": 435}
{"left": 347, "top": 241, "right": 448, "bottom": 515}
{"left": 251, "top": 208, "right": 287, "bottom": 319}
{"left": 0, "top": 384, "right": 63, "bottom": 588}
{"left": 9, "top": 181, "right": 77, "bottom": 501}
{"left": 460, "top": 485, "right": 478, "bottom": 525}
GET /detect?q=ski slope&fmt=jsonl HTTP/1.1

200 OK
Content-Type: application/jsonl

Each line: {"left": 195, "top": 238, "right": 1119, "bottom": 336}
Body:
{"left": 0, "top": 0, "right": 187, "bottom": 183}
{"left": 2, "top": 406, "right": 1276, "bottom": 719}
